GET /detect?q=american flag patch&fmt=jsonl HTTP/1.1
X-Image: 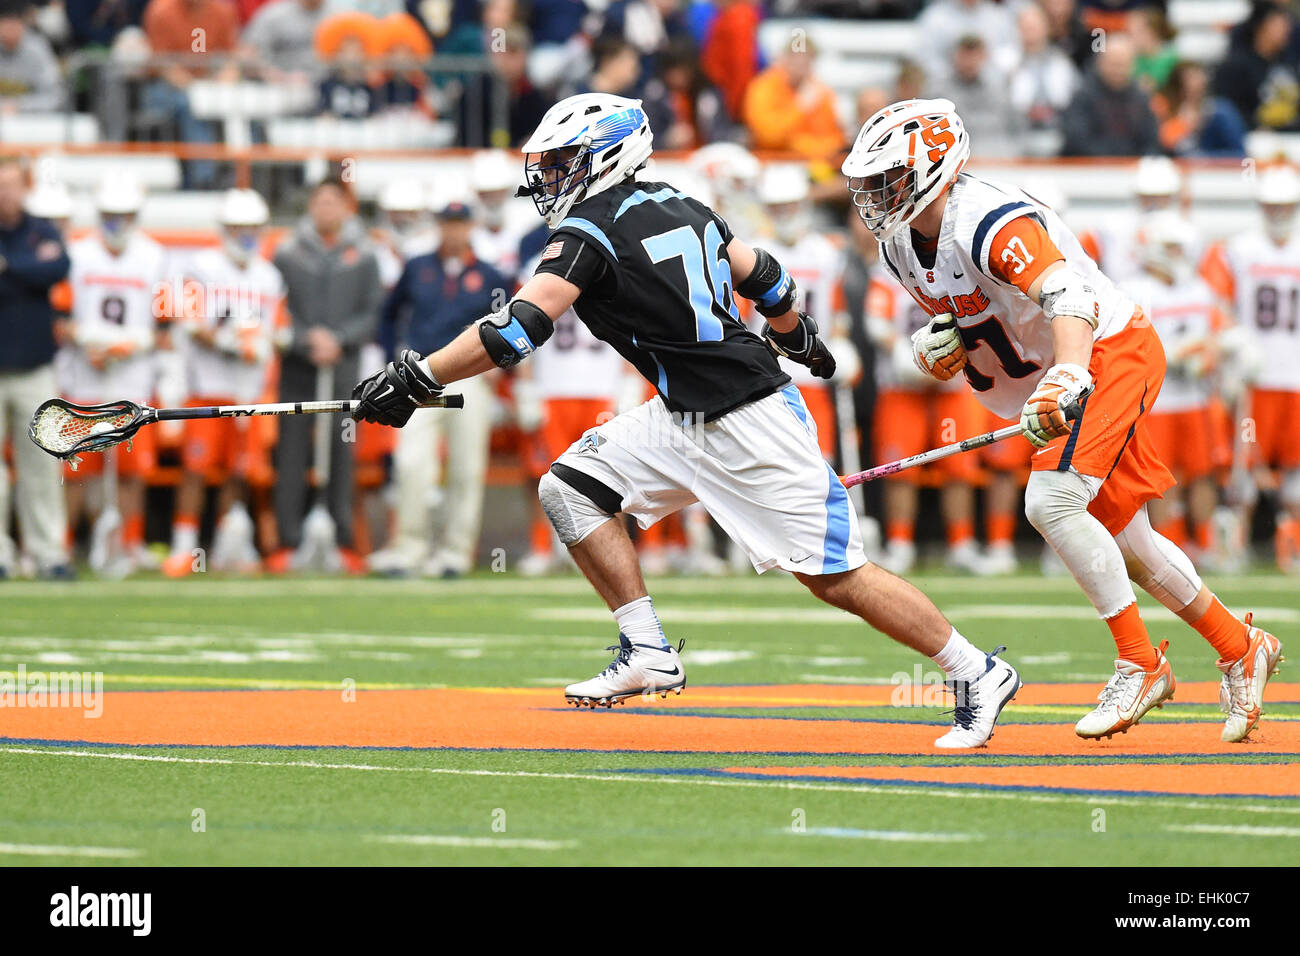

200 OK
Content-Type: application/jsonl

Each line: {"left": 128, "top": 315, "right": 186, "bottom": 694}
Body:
{"left": 540, "top": 240, "right": 565, "bottom": 262}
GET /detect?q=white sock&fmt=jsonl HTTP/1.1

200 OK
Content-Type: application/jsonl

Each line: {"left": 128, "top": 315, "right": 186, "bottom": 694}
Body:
{"left": 932, "top": 628, "right": 988, "bottom": 682}
{"left": 172, "top": 522, "right": 198, "bottom": 555}
{"left": 613, "top": 596, "right": 669, "bottom": 650}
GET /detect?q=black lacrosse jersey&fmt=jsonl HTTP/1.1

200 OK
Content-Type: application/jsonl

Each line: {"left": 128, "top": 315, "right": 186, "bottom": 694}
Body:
{"left": 532, "top": 179, "right": 790, "bottom": 421}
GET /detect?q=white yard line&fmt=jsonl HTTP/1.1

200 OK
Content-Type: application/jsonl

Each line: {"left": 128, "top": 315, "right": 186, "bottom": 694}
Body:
{"left": 793, "top": 828, "right": 984, "bottom": 842}
{"left": 368, "top": 835, "right": 574, "bottom": 850}
{"left": 1166, "top": 823, "right": 1300, "bottom": 838}
{"left": 2, "top": 745, "right": 1298, "bottom": 816}
{"left": 0, "top": 842, "right": 142, "bottom": 858}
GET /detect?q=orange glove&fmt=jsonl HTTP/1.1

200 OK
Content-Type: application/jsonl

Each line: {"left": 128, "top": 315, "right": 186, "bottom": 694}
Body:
{"left": 910, "top": 315, "right": 967, "bottom": 381}
{"left": 1020, "top": 364, "right": 1092, "bottom": 448}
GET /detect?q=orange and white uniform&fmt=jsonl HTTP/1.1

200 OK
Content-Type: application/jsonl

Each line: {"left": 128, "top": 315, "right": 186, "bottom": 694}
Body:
{"left": 869, "top": 271, "right": 983, "bottom": 482}
{"left": 60, "top": 232, "right": 169, "bottom": 477}
{"left": 1126, "top": 271, "right": 1222, "bottom": 481}
{"left": 877, "top": 172, "right": 1174, "bottom": 533}
{"left": 753, "top": 230, "right": 844, "bottom": 458}
{"left": 176, "top": 248, "right": 284, "bottom": 482}
{"left": 1212, "top": 230, "right": 1300, "bottom": 470}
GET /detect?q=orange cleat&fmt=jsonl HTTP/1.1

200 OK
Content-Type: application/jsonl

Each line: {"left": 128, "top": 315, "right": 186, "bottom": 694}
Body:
{"left": 1076, "top": 640, "right": 1176, "bottom": 739}
{"left": 1218, "top": 613, "right": 1285, "bottom": 742}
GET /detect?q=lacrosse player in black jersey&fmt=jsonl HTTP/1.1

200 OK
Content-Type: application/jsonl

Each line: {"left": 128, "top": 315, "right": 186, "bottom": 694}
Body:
{"left": 352, "top": 93, "right": 1021, "bottom": 747}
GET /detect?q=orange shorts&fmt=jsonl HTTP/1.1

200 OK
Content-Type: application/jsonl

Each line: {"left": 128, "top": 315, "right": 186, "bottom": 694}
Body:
{"left": 1146, "top": 407, "right": 1216, "bottom": 481}
{"left": 875, "top": 388, "right": 984, "bottom": 483}
{"left": 530, "top": 397, "right": 615, "bottom": 477}
{"left": 982, "top": 409, "right": 1034, "bottom": 473}
{"left": 1248, "top": 388, "right": 1300, "bottom": 469}
{"left": 61, "top": 403, "right": 156, "bottom": 480}
{"left": 179, "top": 397, "right": 272, "bottom": 484}
{"left": 1032, "top": 313, "right": 1175, "bottom": 535}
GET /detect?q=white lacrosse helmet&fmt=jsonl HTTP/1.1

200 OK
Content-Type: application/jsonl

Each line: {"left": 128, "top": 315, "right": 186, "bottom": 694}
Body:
{"left": 1134, "top": 156, "right": 1181, "bottom": 215}
{"left": 25, "top": 180, "right": 73, "bottom": 221}
{"left": 219, "top": 188, "right": 270, "bottom": 226}
{"left": 471, "top": 149, "right": 517, "bottom": 194}
{"left": 689, "top": 142, "right": 760, "bottom": 194}
{"left": 757, "top": 164, "right": 811, "bottom": 245}
{"left": 1255, "top": 164, "right": 1300, "bottom": 242}
{"left": 95, "top": 176, "right": 144, "bottom": 251}
{"left": 378, "top": 178, "right": 426, "bottom": 213}
{"left": 842, "top": 98, "right": 970, "bottom": 241}
{"left": 1139, "top": 209, "right": 1197, "bottom": 280}
{"left": 519, "top": 93, "right": 654, "bottom": 227}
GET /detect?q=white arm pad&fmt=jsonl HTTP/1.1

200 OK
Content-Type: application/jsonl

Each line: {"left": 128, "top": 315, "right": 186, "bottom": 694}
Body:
{"left": 1039, "top": 267, "right": 1100, "bottom": 330}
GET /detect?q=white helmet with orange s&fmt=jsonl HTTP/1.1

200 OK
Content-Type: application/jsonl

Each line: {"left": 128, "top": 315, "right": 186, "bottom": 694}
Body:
{"left": 1256, "top": 164, "right": 1300, "bottom": 244}
{"left": 842, "top": 98, "right": 970, "bottom": 241}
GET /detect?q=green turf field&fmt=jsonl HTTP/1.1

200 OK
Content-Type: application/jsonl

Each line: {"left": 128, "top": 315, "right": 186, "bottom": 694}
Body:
{"left": 0, "top": 570, "right": 1297, "bottom": 865}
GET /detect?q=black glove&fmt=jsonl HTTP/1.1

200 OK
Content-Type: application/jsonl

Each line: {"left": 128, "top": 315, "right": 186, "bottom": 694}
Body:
{"left": 351, "top": 349, "right": 444, "bottom": 427}
{"left": 760, "top": 312, "right": 836, "bottom": 380}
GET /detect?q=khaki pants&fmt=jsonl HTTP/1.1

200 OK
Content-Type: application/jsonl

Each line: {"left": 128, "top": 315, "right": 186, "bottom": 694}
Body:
{"left": 390, "top": 375, "right": 492, "bottom": 572}
{"left": 0, "top": 364, "right": 68, "bottom": 571}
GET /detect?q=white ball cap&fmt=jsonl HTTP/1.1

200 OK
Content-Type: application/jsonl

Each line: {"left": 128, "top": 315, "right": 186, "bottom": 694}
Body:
{"left": 470, "top": 150, "right": 517, "bottom": 194}
{"left": 378, "top": 178, "right": 427, "bottom": 213}
{"left": 95, "top": 175, "right": 145, "bottom": 215}
{"left": 1133, "top": 156, "right": 1182, "bottom": 198}
{"left": 1256, "top": 165, "right": 1300, "bottom": 206}
{"left": 756, "top": 164, "right": 810, "bottom": 206}
{"left": 218, "top": 188, "right": 269, "bottom": 226}
{"left": 25, "top": 181, "right": 73, "bottom": 220}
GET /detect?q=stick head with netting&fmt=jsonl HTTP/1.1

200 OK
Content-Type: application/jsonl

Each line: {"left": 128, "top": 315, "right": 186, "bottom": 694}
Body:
{"left": 28, "top": 399, "right": 151, "bottom": 464}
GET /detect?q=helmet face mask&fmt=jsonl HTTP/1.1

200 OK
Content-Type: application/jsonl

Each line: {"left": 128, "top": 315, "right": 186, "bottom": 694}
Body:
{"left": 223, "top": 225, "right": 261, "bottom": 265}
{"left": 847, "top": 165, "right": 916, "bottom": 237}
{"left": 100, "top": 213, "right": 135, "bottom": 252}
{"left": 1261, "top": 202, "right": 1298, "bottom": 242}
{"left": 523, "top": 144, "right": 591, "bottom": 223}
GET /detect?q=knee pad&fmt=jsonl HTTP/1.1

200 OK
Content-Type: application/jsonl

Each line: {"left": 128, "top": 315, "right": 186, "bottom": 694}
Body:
{"left": 1023, "top": 469, "right": 1095, "bottom": 536}
{"left": 538, "top": 465, "right": 620, "bottom": 546}
{"left": 1113, "top": 505, "right": 1202, "bottom": 612}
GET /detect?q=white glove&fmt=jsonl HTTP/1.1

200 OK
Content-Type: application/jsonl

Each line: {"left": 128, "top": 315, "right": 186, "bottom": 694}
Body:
{"left": 1020, "top": 363, "right": 1092, "bottom": 448}
{"left": 827, "top": 336, "right": 862, "bottom": 386}
{"left": 911, "top": 314, "right": 967, "bottom": 380}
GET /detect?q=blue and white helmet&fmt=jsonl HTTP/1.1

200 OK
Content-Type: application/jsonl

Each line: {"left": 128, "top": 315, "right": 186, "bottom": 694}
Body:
{"left": 518, "top": 93, "right": 653, "bottom": 227}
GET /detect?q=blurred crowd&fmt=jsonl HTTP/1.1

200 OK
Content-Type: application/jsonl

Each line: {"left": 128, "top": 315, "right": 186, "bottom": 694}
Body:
{"left": 2, "top": 142, "right": 1299, "bottom": 581}
{"left": 2, "top": 0, "right": 1300, "bottom": 165}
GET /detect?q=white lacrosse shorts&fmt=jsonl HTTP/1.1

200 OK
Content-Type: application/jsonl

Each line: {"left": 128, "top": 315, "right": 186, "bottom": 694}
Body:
{"left": 551, "top": 385, "right": 867, "bottom": 576}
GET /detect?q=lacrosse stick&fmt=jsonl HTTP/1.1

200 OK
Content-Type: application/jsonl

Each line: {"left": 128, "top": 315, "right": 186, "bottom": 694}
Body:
{"left": 839, "top": 390, "right": 1088, "bottom": 489}
{"left": 29, "top": 392, "right": 464, "bottom": 464}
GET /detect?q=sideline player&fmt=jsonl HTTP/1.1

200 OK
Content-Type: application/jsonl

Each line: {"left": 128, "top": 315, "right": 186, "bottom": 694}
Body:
{"left": 352, "top": 93, "right": 1023, "bottom": 748}
{"left": 843, "top": 98, "right": 1282, "bottom": 742}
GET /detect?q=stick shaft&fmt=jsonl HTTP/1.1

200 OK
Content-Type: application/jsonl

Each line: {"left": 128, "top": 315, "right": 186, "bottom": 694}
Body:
{"left": 840, "top": 424, "right": 1023, "bottom": 488}
{"left": 153, "top": 395, "right": 463, "bottom": 422}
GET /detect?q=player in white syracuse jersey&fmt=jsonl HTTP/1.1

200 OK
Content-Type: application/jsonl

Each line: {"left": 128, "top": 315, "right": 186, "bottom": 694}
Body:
{"left": 63, "top": 178, "right": 168, "bottom": 569}
{"left": 1207, "top": 165, "right": 1300, "bottom": 570}
{"left": 754, "top": 164, "right": 857, "bottom": 463}
{"left": 163, "top": 189, "right": 284, "bottom": 578}
{"left": 469, "top": 149, "right": 536, "bottom": 285}
{"left": 1124, "top": 213, "right": 1224, "bottom": 561}
{"left": 844, "top": 98, "right": 1281, "bottom": 743}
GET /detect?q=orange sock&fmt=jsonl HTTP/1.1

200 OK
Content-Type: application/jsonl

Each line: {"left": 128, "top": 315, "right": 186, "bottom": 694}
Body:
{"left": 1156, "top": 517, "right": 1187, "bottom": 549}
{"left": 530, "top": 518, "right": 552, "bottom": 555}
{"left": 1105, "top": 604, "right": 1158, "bottom": 669}
{"left": 987, "top": 513, "right": 1016, "bottom": 545}
{"left": 1191, "top": 595, "right": 1249, "bottom": 661}
{"left": 946, "top": 518, "right": 974, "bottom": 547}
{"left": 886, "top": 519, "right": 914, "bottom": 544}
{"left": 123, "top": 514, "right": 145, "bottom": 550}
{"left": 1194, "top": 520, "right": 1212, "bottom": 553}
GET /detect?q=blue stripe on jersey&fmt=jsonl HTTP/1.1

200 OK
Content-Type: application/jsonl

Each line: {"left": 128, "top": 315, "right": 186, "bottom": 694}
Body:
{"left": 820, "top": 463, "right": 853, "bottom": 574}
{"left": 633, "top": 333, "right": 669, "bottom": 396}
{"left": 555, "top": 217, "right": 618, "bottom": 261}
{"left": 613, "top": 187, "right": 684, "bottom": 221}
{"left": 970, "top": 201, "right": 1033, "bottom": 275}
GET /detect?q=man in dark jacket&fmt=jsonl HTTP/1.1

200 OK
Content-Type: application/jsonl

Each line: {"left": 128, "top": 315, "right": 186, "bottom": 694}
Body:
{"left": 270, "top": 177, "right": 382, "bottom": 569}
{"left": 0, "top": 156, "right": 70, "bottom": 577}
{"left": 1061, "top": 32, "right": 1161, "bottom": 156}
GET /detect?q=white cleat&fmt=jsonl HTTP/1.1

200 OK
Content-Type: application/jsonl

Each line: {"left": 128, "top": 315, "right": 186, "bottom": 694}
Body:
{"left": 517, "top": 551, "right": 557, "bottom": 577}
{"left": 211, "top": 505, "right": 259, "bottom": 573}
{"left": 878, "top": 540, "right": 916, "bottom": 576}
{"left": 1075, "top": 641, "right": 1175, "bottom": 739}
{"left": 565, "top": 634, "right": 686, "bottom": 708}
{"left": 945, "top": 540, "right": 984, "bottom": 574}
{"left": 934, "top": 646, "right": 1022, "bottom": 749}
{"left": 976, "top": 542, "right": 1018, "bottom": 576}
{"left": 1218, "top": 613, "right": 1284, "bottom": 743}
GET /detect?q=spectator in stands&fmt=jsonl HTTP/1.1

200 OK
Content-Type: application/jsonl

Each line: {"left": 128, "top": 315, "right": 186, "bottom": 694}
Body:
{"left": 642, "top": 37, "right": 728, "bottom": 148}
{"left": 270, "top": 176, "right": 382, "bottom": 572}
{"left": 242, "top": 0, "right": 326, "bottom": 78}
{"left": 371, "top": 12, "right": 433, "bottom": 113}
{"left": 0, "top": 4, "right": 63, "bottom": 111}
{"left": 582, "top": 35, "right": 641, "bottom": 97}
{"left": 65, "top": 0, "right": 148, "bottom": 48}
{"left": 457, "top": 23, "right": 550, "bottom": 147}
{"left": 1156, "top": 60, "right": 1246, "bottom": 156}
{"left": 927, "top": 34, "right": 1019, "bottom": 157}
{"left": 1131, "top": 7, "right": 1178, "bottom": 92}
{"left": 1214, "top": 5, "right": 1300, "bottom": 132}
{"left": 742, "top": 40, "right": 843, "bottom": 161}
{"left": 1061, "top": 32, "right": 1161, "bottom": 156}
{"left": 0, "top": 155, "right": 70, "bottom": 579}
{"left": 894, "top": 58, "right": 925, "bottom": 101}
{"left": 701, "top": 0, "right": 760, "bottom": 121}
{"left": 916, "top": 0, "right": 1018, "bottom": 72}
{"left": 316, "top": 12, "right": 379, "bottom": 117}
{"left": 369, "top": 200, "right": 504, "bottom": 578}
{"left": 142, "top": 0, "right": 240, "bottom": 188}
{"left": 1008, "top": 2, "right": 1079, "bottom": 155}
{"left": 1039, "top": 0, "right": 1096, "bottom": 70}
{"left": 601, "top": 0, "right": 689, "bottom": 81}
